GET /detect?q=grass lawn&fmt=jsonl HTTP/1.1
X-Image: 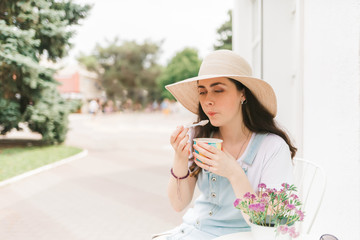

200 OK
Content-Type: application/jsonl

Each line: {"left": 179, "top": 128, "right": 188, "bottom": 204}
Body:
{"left": 0, "top": 145, "right": 83, "bottom": 181}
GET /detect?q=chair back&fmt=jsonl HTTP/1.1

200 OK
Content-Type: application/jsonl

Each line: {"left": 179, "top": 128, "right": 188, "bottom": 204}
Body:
{"left": 293, "top": 158, "right": 327, "bottom": 234}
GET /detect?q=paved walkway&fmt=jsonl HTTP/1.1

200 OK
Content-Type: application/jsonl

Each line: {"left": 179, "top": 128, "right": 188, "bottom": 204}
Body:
{"left": 0, "top": 112, "right": 196, "bottom": 240}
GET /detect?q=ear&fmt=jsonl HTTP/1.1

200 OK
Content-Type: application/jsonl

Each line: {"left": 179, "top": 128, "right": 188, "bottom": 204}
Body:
{"left": 239, "top": 89, "right": 246, "bottom": 99}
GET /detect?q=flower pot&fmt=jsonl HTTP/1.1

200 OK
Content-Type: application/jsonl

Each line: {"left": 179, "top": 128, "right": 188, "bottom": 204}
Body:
{"left": 248, "top": 221, "right": 291, "bottom": 240}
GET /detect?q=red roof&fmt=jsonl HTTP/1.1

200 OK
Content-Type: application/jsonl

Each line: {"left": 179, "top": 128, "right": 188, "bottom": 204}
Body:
{"left": 56, "top": 72, "right": 80, "bottom": 93}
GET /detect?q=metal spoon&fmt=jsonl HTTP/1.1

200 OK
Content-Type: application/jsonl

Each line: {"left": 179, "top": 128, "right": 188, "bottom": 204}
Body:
{"left": 184, "top": 120, "right": 209, "bottom": 128}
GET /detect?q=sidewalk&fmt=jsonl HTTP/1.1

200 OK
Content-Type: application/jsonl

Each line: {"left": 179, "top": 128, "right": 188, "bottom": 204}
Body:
{"left": 0, "top": 111, "right": 196, "bottom": 240}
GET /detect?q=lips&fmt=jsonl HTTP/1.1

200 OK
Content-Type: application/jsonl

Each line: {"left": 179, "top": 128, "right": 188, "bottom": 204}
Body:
{"left": 207, "top": 111, "right": 217, "bottom": 117}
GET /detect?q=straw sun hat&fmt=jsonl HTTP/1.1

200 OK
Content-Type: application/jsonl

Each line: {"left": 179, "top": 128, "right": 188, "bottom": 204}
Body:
{"left": 165, "top": 50, "right": 277, "bottom": 117}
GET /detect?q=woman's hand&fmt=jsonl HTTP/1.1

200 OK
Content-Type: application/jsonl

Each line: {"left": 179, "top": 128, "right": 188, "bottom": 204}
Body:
{"left": 170, "top": 125, "right": 190, "bottom": 161}
{"left": 193, "top": 142, "right": 242, "bottom": 179}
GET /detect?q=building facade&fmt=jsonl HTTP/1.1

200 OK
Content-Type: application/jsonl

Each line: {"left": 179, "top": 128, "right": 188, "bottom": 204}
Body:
{"left": 55, "top": 65, "right": 104, "bottom": 113}
{"left": 233, "top": 0, "right": 360, "bottom": 238}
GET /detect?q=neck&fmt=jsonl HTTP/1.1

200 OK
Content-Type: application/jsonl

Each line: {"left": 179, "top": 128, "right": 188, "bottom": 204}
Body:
{"left": 218, "top": 115, "right": 251, "bottom": 143}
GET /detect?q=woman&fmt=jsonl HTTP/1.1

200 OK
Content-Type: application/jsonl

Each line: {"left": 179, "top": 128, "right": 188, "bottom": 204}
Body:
{"left": 152, "top": 50, "right": 297, "bottom": 239}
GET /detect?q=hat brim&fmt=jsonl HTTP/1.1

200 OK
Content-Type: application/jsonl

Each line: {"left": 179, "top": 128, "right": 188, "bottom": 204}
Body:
{"left": 165, "top": 74, "right": 277, "bottom": 117}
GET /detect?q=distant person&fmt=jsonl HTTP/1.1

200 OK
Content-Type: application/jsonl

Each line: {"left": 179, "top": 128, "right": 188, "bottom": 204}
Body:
{"left": 169, "top": 99, "right": 179, "bottom": 114}
{"left": 89, "top": 99, "right": 99, "bottom": 116}
{"left": 152, "top": 100, "right": 159, "bottom": 111}
{"left": 104, "top": 100, "right": 114, "bottom": 113}
{"left": 152, "top": 50, "right": 297, "bottom": 239}
{"left": 160, "top": 99, "right": 170, "bottom": 115}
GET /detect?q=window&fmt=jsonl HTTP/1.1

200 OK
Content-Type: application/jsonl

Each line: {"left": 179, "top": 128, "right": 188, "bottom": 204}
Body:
{"left": 251, "top": 0, "right": 263, "bottom": 79}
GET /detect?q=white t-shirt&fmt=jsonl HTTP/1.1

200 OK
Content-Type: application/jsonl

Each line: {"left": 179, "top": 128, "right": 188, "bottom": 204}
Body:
{"left": 238, "top": 132, "right": 294, "bottom": 192}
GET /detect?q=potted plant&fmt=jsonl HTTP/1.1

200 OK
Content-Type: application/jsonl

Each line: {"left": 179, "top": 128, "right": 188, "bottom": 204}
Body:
{"left": 234, "top": 183, "right": 305, "bottom": 239}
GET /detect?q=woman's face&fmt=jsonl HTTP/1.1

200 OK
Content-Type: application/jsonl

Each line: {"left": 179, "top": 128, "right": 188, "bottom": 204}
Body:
{"left": 197, "top": 77, "right": 245, "bottom": 127}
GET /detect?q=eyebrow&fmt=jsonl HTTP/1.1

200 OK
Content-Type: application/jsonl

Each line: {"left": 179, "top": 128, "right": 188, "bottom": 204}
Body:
{"left": 197, "top": 82, "right": 226, "bottom": 88}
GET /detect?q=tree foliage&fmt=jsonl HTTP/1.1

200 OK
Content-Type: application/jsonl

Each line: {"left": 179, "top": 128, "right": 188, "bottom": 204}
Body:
{"left": 214, "top": 10, "right": 232, "bottom": 50}
{"left": 0, "top": 0, "right": 91, "bottom": 144}
{"left": 157, "top": 48, "right": 202, "bottom": 100}
{"left": 78, "top": 38, "right": 162, "bottom": 107}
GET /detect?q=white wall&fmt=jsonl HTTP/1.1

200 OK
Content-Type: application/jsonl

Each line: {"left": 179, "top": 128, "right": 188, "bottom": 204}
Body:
{"left": 303, "top": 0, "right": 360, "bottom": 238}
{"left": 233, "top": 0, "right": 303, "bottom": 152}
{"left": 262, "top": 0, "right": 303, "bottom": 153}
{"left": 233, "top": 0, "right": 360, "bottom": 238}
{"left": 233, "top": 0, "right": 253, "bottom": 63}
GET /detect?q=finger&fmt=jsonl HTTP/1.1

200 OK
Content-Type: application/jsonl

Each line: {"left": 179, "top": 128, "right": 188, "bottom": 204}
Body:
{"left": 183, "top": 142, "right": 190, "bottom": 154}
{"left": 178, "top": 134, "right": 189, "bottom": 151}
{"left": 193, "top": 152, "right": 214, "bottom": 166}
{"left": 193, "top": 154, "right": 212, "bottom": 170}
{"left": 171, "top": 126, "right": 188, "bottom": 145}
{"left": 196, "top": 142, "right": 219, "bottom": 154}
{"left": 178, "top": 127, "right": 189, "bottom": 139}
{"left": 170, "top": 126, "right": 183, "bottom": 144}
{"left": 174, "top": 127, "right": 189, "bottom": 146}
{"left": 193, "top": 143, "right": 215, "bottom": 159}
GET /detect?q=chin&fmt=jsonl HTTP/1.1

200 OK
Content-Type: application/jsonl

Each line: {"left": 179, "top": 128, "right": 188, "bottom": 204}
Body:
{"left": 209, "top": 119, "right": 222, "bottom": 127}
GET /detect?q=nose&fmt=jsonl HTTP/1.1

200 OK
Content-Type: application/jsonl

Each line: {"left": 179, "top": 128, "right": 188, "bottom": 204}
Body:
{"left": 203, "top": 93, "right": 214, "bottom": 106}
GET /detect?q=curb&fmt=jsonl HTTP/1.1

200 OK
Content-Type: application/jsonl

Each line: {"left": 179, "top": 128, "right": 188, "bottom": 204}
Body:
{"left": 0, "top": 149, "right": 88, "bottom": 188}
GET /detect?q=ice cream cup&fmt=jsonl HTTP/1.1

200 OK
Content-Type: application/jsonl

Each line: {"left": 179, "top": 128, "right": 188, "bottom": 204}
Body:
{"left": 193, "top": 138, "right": 223, "bottom": 163}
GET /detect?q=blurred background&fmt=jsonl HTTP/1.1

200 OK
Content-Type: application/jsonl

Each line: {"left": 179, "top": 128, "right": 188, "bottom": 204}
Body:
{"left": 0, "top": 0, "right": 359, "bottom": 239}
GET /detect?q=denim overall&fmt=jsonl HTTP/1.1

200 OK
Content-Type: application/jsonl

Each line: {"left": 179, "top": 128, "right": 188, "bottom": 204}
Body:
{"left": 164, "top": 133, "right": 267, "bottom": 240}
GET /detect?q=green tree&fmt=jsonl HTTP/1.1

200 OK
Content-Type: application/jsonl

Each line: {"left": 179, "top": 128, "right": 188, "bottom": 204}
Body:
{"left": 0, "top": 0, "right": 91, "bottom": 144}
{"left": 78, "top": 38, "right": 162, "bottom": 108}
{"left": 157, "top": 48, "right": 202, "bottom": 100}
{"left": 214, "top": 10, "right": 232, "bottom": 50}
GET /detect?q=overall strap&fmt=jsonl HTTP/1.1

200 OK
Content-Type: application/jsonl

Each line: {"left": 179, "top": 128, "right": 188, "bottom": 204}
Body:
{"left": 242, "top": 133, "right": 268, "bottom": 165}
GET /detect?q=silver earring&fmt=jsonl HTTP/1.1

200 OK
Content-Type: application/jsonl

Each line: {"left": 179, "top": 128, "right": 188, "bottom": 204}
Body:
{"left": 241, "top": 99, "right": 247, "bottom": 105}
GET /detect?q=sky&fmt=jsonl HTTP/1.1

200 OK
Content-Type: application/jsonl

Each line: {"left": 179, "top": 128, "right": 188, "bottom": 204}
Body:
{"left": 66, "top": 0, "right": 233, "bottom": 65}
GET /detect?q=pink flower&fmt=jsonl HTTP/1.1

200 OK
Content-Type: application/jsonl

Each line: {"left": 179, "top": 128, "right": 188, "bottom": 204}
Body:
{"left": 249, "top": 203, "right": 265, "bottom": 212}
{"left": 278, "top": 225, "right": 300, "bottom": 238}
{"left": 286, "top": 204, "right": 295, "bottom": 210}
{"left": 291, "top": 194, "right": 299, "bottom": 199}
{"left": 244, "top": 192, "right": 251, "bottom": 199}
{"left": 260, "top": 197, "right": 268, "bottom": 204}
{"left": 288, "top": 227, "right": 300, "bottom": 238}
{"left": 290, "top": 231, "right": 300, "bottom": 238}
{"left": 234, "top": 198, "right": 240, "bottom": 207}
{"left": 249, "top": 203, "right": 256, "bottom": 211}
{"left": 277, "top": 225, "right": 288, "bottom": 234}
{"left": 262, "top": 193, "right": 268, "bottom": 197}
{"left": 258, "top": 183, "right": 267, "bottom": 189}
{"left": 250, "top": 194, "right": 256, "bottom": 200}
{"left": 258, "top": 203, "right": 265, "bottom": 212}
{"left": 288, "top": 226, "right": 295, "bottom": 234}
{"left": 281, "top": 183, "right": 289, "bottom": 189}
{"left": 296, "top": 209, "right": 305, "bottom": 221}
{"left": 267, "top": 188, "right": 277, "bottom": 194}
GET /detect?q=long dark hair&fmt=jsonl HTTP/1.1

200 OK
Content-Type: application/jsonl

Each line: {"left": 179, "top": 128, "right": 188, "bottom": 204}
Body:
{"left": 189, "top": 78, "right": 297, "bottom": 177}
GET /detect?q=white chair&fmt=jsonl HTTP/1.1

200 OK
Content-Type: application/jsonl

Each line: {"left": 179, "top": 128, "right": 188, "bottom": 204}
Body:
{"left": 293, "top": 157, "right": 327, "bottom": 234}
